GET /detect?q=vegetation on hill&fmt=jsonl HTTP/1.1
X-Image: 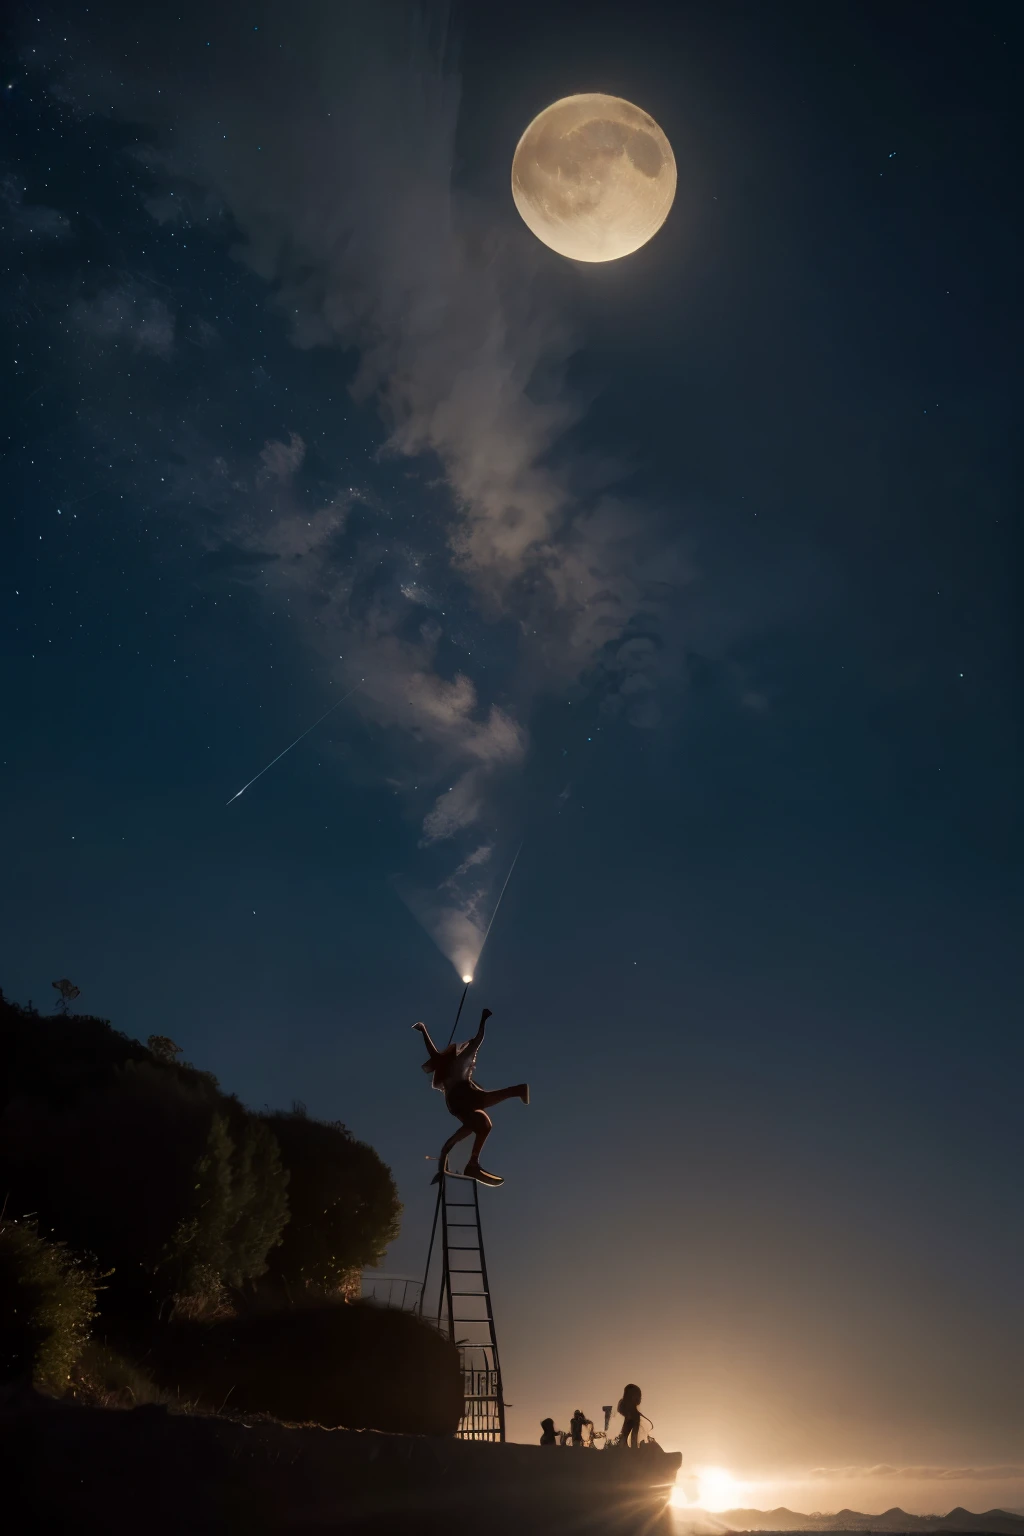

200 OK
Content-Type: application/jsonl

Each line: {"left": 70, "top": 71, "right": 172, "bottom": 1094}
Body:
{"left": 0, "top": 1214, "right": 98, "bottom": 1390}
{"left": 262, "top": 1108, "right": 401, "bottom": 1292}
{"left": 152, "top": 1300, "right": 463, "bottom": 1433}
{"left": 0, "top": 988, "right": 457, "bottom": 1432}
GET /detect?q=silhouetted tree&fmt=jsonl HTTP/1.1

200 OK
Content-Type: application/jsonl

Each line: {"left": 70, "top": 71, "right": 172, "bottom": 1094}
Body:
{"left": 261, "top": 1110, "right": 401, "bottom": 1294}
{"left": 0, "top": 992, "right": 426, "bottom": 1429}
{"left": 146, "top": 1035, "right": 183, "bottom": 1065}
{"left": 1, "top": 1051, "right": 289, "bottom": 1317}
{"left": 223, "top": 1117, "right": 290, "bottom": 1289}
{"left": 51, "top": 979, "right": 80, "bottom": 1015}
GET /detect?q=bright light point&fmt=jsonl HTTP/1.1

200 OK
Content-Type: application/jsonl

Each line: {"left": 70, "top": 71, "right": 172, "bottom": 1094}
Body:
{"left": 462, "top": 975, "right": 473, "bottom": 984}
{"left": 694, "top": 1468, "right": 744, "bottom": 1512}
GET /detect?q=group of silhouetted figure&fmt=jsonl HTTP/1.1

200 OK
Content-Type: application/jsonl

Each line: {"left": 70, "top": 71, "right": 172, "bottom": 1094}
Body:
{"left": 540, "top": 1385, "right": 650, "bottom": 1449}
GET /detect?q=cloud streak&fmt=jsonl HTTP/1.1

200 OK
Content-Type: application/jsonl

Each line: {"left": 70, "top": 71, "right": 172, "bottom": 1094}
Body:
{"left": 72, "top": 285, "right": 175, "bottom": 355}
{"left": 39, "top": 0, "right": 692, "bottom": 953}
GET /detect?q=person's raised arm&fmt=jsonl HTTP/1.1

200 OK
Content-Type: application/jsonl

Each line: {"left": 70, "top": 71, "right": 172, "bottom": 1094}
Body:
{"left": 412, "top": 1021, "right": 440, "bottom": 1059}
{"left": 469, "top": 1007, "right": 492, "bottom": 1048}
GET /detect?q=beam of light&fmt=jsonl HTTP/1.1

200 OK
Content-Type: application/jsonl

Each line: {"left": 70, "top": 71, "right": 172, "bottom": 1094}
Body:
{"left": 444, "top": 843, "right": 523, "bottom": 1045}
{"left": 226, "top": 681, "right": 362, "bottom": 806}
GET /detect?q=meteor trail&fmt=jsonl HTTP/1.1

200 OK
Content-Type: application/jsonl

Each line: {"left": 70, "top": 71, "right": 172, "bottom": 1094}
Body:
{"left": 479, "top": 839, "right": 523, "bottom": 960}
{"left": 226, "top": 682, "right": 362, "bottom": 806}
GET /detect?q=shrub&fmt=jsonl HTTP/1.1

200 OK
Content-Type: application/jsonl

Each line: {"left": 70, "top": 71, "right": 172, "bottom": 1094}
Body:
{"left": 156, "top": 1301, "right": 462, "bottom": 1434}
{"left": 0, "top": 1216, "right": 98, "bottom": 1391}
{"left": 67, "top": 1339, "right": 176, "bottom": 1410}
{"left": 262, "top": 1110, "right": 400, "bottom": 1294}
{"left": 1, "top": 1063, "right": 289, "bottom": 1316}
{"left": 222, "top": 1116, "right": 290, "bottom": 1289}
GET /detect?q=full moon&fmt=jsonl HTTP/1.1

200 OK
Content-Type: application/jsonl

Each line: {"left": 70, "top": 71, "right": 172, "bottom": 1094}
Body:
{"left": 511, "top": 93, "right": 677, "bottom": 263}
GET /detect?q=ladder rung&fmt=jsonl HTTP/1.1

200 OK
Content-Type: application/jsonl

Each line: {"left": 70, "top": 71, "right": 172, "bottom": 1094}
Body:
{"left": 447, "top": 1245, "right": 481, "bottom": 1250}
{"left": 446, "top": 1202, "right": 476, "bottom": 1208}
{"left": 449, "top": 1268, "right": 482, "bottom": 1274}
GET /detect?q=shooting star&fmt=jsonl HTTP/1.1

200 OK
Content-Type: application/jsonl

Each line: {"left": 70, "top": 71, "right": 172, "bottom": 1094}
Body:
{"left": 464, "top": 841, "right": 524, "bottom": 985}
{"left": 226, "top": 681, "right": 362, "bottom": 806}
{"left": 479, "top": 840, "right": 523, "bottom": 959}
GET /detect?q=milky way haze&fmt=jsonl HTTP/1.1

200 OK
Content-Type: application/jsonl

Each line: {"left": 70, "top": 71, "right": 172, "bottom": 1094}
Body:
{"left": 39, "top": 0, "right": 691, "bottom": 961}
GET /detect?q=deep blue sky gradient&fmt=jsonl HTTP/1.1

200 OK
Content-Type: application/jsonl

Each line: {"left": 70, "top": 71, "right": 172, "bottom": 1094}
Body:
{"left": 1, "top": 0, "right": 1020, "bottom": 1493}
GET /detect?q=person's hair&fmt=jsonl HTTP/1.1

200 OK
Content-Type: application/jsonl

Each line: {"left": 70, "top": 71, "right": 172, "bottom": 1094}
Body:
{"left": 618, "top": 1383, "right": 641, "bottom": 1413}
{"left": 541, "top": 1417, "right": 554, "bottom": 1430}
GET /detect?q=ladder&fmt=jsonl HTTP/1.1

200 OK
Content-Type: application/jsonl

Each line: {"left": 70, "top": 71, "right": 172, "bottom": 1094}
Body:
{"left": 420, "top": 1170, "right": 505, "bottom": 1442}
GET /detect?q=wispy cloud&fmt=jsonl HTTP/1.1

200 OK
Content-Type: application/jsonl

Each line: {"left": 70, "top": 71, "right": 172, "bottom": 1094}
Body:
{"left": 0, "top": 173, "right": 71, "bottom": 241}
{"left": 39, "top": 0, "right": 694, "bottom": 959}
{"left": 72, "top": 284, "right": 175, "bottom": 355}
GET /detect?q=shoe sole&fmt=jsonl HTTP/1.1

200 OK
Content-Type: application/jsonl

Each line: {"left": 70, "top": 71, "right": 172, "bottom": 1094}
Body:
{"left": 465, "top": 1168, "right": 504, "bottom": 1186}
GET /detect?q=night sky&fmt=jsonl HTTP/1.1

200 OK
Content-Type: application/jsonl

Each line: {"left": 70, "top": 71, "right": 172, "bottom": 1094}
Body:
{"left": 1, "top": 0, "right": 1020, "bottom": 1511}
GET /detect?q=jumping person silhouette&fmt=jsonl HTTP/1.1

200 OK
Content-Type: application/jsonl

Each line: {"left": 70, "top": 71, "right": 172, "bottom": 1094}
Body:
{"left": 414, "top": 1008, "right": 529, "bottom": 1187}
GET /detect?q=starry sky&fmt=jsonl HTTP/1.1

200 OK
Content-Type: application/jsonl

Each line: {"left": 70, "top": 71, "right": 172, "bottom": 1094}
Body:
{"left": 1, "top": 0, "right": 1020, "bottom": 1512}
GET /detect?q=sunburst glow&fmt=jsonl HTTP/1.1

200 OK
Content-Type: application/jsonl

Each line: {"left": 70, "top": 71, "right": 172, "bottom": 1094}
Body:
{"left": 672, "top": 1467, "right": 745, "bottom": 1513}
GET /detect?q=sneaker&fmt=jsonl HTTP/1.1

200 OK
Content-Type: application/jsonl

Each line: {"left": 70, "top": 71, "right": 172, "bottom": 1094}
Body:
{"left": 464, "top": 1161, "right": 504, "bottom": 1186}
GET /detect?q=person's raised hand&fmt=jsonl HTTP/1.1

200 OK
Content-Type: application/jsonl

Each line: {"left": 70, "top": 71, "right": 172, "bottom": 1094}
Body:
{"left": 412, "top": 1021, "right": 427, "bottom": 1032}
{"left": 481, "top": 1008, "right": 493, "bottom": 1021}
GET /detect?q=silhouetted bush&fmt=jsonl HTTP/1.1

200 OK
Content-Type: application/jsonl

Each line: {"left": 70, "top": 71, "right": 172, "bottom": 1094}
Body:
{"left": 0, "top": 1216, "right": 98, "bottom": 1391}
{"left": 0, "top": 997, "right": 289, "bottom": 1317}
{"left": 0, "top": 991, "right": 433, "bottom": 1434}
{"left": 1, "top": 1062, "right": 289, "bottom": 1315}
{"left": 262, "top": 1109, "right": 400, "bottom": 1293}
{"left": 156, "top": 1301, "right": 462, "bottom": 1434}
{"left": 68, "top": 1340, "right": 175, "bottom": 1410}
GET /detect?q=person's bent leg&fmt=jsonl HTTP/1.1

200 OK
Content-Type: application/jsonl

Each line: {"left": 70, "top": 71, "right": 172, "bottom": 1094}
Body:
{"left": 464, "top": 1111, "right": 504, "bottom": 1185}
{"left": 441, "top": 1123, "right": 473, "bottom": 1159}
{"left": 468, "top": 1110, "right": 492, "bottom": 1160}
{"left": 475, "top": 1084, "right": 529, "bottom": 1111}
{"left": 433, "top": 1122, "right": 473, "bottom": 1181}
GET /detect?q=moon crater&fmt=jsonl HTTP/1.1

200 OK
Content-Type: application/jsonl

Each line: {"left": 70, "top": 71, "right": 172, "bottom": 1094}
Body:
{"left": 512, "top": 93, "right": 677, "bottom": 263}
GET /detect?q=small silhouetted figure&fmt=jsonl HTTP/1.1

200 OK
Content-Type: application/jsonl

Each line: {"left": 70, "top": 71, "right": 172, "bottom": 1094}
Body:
{"left": 570, "top": 1408, "right": 593, "bottom": 1447}
{"left": 618, "top": 1384, "right": 642, "bottom": 1448}
{"left": 414, "top": 1008, "right": 529, "bottom": 1187}
{"left": 540, "top": 1417, "right": 557, "bottom": 1446}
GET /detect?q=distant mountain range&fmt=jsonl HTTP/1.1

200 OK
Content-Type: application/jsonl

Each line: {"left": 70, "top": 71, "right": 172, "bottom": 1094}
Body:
{"left": 676, "top": 1508, "right": 1024, "bottom": 1535}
